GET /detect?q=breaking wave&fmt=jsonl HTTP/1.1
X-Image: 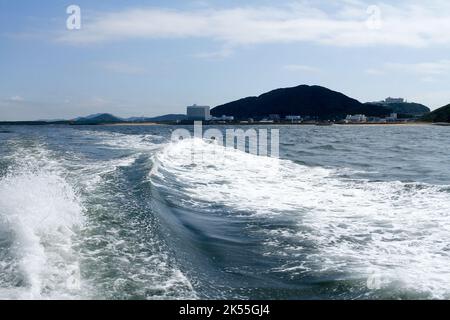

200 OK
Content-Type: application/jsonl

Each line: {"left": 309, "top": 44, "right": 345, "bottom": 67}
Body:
{"left": 153, "top": 138, "right": 450, "bottom": 298}
{"left": 0, "top": 146, "right": 84, "bottom": 299}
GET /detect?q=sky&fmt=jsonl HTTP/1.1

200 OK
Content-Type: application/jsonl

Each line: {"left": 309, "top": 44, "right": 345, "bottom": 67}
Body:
{"left": 1, "top": 0, "right": 450, "bottom": 120}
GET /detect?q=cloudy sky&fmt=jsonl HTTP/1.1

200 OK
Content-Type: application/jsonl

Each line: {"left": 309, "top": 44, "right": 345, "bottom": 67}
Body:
{"left": 1, "top": 0, "right": 450, "bottom": 120}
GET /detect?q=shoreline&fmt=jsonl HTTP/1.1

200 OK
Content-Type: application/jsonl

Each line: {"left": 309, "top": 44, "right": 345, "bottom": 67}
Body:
{"left": 104, "top": 121, "right": 436, "bottom": 126}
{"left": 335, "top": 122, "right": 433, "bottom": 126}
{"left": 0, "top": 121, "right": 444, "bottom": 127}
{"left": 99, "top": 122, "right": 161, "bottom": 126}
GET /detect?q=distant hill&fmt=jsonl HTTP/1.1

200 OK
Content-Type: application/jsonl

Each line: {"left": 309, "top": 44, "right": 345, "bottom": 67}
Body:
{"left": 366, "top": 102, "right": 430, "bottom": 117}
{"left": 211, "top": 85, "right": 390, "bottom": 120}
{"left": 127, "top": 114, "right": 187, "bottom": 122}
{"left": 73, "top": 113, "right": 124, "bottom": 124}
{"left": 421, "top": 104, "right": 450, "bottom": 123}
{"left": 71, "top": 113, "right": 187, "bottom": 124}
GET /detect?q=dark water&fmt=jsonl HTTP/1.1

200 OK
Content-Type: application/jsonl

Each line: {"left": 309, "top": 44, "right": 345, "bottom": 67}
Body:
{"left": 0, "top": 124, "right": 449, "bottom": 300}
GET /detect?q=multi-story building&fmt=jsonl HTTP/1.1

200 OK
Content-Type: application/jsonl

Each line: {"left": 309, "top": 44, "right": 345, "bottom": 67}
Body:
{"left": 187, "top": 104, "right": 211, "bottom": 120}
{"left": 385, "top": 97, "right": 405, "bottom": 104}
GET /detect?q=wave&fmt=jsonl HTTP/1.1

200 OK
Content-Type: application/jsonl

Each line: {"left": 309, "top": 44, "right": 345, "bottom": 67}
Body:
{"left": 0, "top": 146, "right": 85, "bottom": 299}
{"left": 54, "top": 131, "right": 197, "bottom": 299}
{"left": 153, "top": 138, "right": 450, "bottom": 298}
{"left": 0, "top": 136, "right": 197, "bottom": 300}
{"left": 3, "top": 129, "right": 449, "bottom": 299}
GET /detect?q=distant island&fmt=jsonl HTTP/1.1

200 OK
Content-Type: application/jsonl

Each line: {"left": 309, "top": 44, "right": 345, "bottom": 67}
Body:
{"left": 1, "top": 84, "right": 449, "bottom": 125}
{"left": 212, "top": 85, "right": 388, "bottom": 120}
{"left": 73, "top": 113, "right": 186, "bottom": 125}
{"left": 211, "top": 85, "right": 430, "bottom": 121}
{"left": 0, "top": 113, "right": 187, "bottom": 125}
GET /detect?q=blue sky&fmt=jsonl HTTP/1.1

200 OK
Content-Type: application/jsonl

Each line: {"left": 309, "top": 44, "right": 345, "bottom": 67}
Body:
{"left": 1, "top": 0, "right": 450, "bottom": 120}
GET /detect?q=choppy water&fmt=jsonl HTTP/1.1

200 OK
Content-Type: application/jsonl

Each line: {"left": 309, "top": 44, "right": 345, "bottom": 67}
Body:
{"left": 0, "top": 124, "right": 449, "bottom": 300}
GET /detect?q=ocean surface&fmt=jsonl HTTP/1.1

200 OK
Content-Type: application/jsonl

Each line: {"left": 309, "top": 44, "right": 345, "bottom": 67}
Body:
{"left": 0, "top": 124, "right": 450, "bottom": 300}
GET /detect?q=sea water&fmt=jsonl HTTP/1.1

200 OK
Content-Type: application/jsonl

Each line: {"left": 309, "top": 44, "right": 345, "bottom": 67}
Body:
{"left": 0, "top": 124, "right": 449, "bottom": 299}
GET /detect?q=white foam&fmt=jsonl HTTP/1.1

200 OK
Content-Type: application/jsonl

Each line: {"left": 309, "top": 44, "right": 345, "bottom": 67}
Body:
{"left": 57, "top": 132, "right": 197, "bottom": 299}
{"left": 154, "top": 138, "right": 450, "bottom": 298}
{"left": 61, "top": 131, "right": 162, "bottom": 192}
{"left": 0, "top": 147, "right": 85, "bottom": 299}
{"left": 82, "top": 130, "right": 163, "bottom": 151}
{"left": 0, "top": 136, "right": 196, "bottom": 300}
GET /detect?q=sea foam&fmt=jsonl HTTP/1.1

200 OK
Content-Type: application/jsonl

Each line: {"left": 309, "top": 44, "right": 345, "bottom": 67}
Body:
{"left": 0, "top": 146, "right": 85, "bottom": 299}
{"left": 154, "top": 138, "right": 450, "bottom": 298}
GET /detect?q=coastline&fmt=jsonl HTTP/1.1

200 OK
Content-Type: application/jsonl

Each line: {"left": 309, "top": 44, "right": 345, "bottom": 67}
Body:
{"left": 0, "top": 121, "right": 443, "bottom": 127}
{"left": 101, "top": 122, "right": 436, "bottom": 127}
{"left": 99, "top": 122, "right": 161, "bottom": 126}
{"left": 335, "top": 122, "right": 433, "bottom": 126}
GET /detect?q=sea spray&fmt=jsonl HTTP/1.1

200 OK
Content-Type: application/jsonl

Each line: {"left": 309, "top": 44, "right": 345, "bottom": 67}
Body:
{"left": 154, "top": 138, "right": 450, "bottom": 298}
{"left": 0, "top": 148, "right": 85, "bottom": 299}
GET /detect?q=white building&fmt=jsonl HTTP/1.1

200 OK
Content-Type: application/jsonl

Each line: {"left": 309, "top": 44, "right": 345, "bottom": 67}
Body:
{"left": 285, "top": 115, "right": 302, "bottom": 121}
{"left": 187, "top": 104, "right": 211, "bottom": 120}
{"left": 386, "top": 113, "right": 398, "bottom": 122}
{"left": 259, "top": 119, "right": 275, "bottom": 124}
{"left": 346, "top": 114, "right": 367, "bottom": 123}
{"left": 212, "top": 115, "right": 234, "bottom": 121}
{"left": 385, "top": 97, "right": 405, "bottom": 104}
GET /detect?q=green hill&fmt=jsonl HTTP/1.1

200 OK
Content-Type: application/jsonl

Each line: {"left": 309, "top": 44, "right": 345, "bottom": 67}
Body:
{"left": 73, "top": 113, "right": 124, "bottom": 125}
{"left": 421, "top": 104, "right": 450, "bottom": 123}
{"left": 366, "top": 102, "right": 430, "bottom": 117}
{"left": 212, "top": 85, "right": 390, "bottom": 120}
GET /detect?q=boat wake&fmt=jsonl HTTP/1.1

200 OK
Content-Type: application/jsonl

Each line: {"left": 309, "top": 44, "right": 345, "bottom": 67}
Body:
{"left": 1, "top": 129, "right": 450, "bottom": 299}
{"left": 0, "top": 145, "right": 84, "bottom": 299}
{"left": 153, "top": 138, "right": 450, "bottom": 299}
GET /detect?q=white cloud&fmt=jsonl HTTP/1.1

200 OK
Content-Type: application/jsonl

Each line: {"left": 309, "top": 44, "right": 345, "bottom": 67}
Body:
{"left": 367, "top": 59, "right": 450, "bottom": 77}
{"left": 7, "top": 96, "right": 25, "bottom": 102}
{"left": 57, "top": 1, "right": 450, "bottom": 49}
{"left": 385, "top": 60, "right": 450, "bottom": 76}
